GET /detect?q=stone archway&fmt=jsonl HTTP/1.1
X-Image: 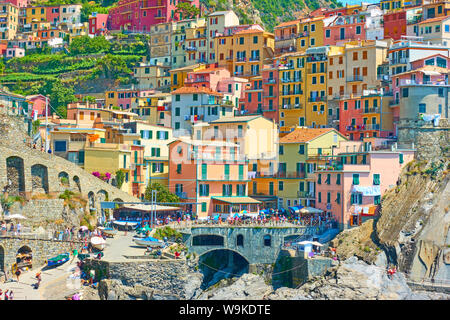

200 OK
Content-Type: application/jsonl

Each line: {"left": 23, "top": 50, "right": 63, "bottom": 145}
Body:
{"left": 73, "top": 176, "right": 81, "bottom": 193}
{"left": 58, "top": 171, "right": 70, "bottom": 188}
{"left": 6, "top": 156, "right": 25, "bottom": 195}
{"left": 88, "top": 191, "right": 95, "bottom": 209}
{"left": 96, "top": 190, "right": 108, "bottom": 202}
{"left": 31, "top": 164, "right": 49, "bottom": 194}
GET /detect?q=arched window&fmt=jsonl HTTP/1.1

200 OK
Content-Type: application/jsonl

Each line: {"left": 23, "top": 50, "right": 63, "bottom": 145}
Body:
{"left": 263, "top": 235, "right": 271, "bottom": 247}
{"left": 236, "top": 234, "right": 244, "bottom": 247}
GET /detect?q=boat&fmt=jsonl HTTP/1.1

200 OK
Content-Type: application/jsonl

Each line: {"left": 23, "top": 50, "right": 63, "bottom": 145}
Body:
{"left": 98, "top": 227, "right": 118, "bottom": 237}
{"left": 112, "top": 220, "right": 140, "bottom": 229}
{"left": 90, "top": 236, "right": 106, "bottom": 251}
{"left": 47, "top": 253, "right": 70, "bottom": 267}
{"left": 133, "top": 236, "right": 165, "bottom": 248}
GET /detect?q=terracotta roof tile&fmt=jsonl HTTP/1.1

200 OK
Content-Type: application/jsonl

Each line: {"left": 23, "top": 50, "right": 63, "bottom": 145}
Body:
{"left": 279, "top": 127, "right": 336, "bottom": 143}
{"left": 275, "top": 20, "right": 300, "bottom": 29}
{"left": 418, "top": 16, "right": 449, "bottom": 24}
{"left": 171, "top": 86, "right": 223, "bottom": 96}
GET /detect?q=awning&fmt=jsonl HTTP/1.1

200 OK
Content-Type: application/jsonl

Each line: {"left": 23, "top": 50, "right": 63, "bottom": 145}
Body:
{"left": 300, "top": 207, "right": 323, "bottom": 214}
{"left": 121, "top": 204, "right": 180, "bottom": 212}
{"left": 211, "top": 197, "right": 261, "bottom": 204}
{"left": 422, "top": 70, "right": 442, "bottom": 76}
{"left": 288, "top": 206, "right": 304, "bottom": 214}
{"left": 351, "top": 185, "right": 381, "bottom": 196}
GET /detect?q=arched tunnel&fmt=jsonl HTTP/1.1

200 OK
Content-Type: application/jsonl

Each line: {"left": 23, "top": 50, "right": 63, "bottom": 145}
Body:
{"left": 198, "top": 249, "right": 250, "bottom": 290}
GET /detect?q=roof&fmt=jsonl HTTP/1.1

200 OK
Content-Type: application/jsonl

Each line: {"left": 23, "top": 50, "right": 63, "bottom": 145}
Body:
{"left": 393, "top": 65, "right": 449, "bottom": 77}
{"left": 121, "top": 204, "right": 180, "bottom": 212}
{"left": 275, "top": 20, "right": 300, "bottom": 29}
{"left": 209, "top": 115, "right": 262, "bottom": 124}
{"left": 211, "top": 197, "right": 262, "bottom": 204}
{"left": 418, "top": 16, "right": 450, "bottom": 25}
{"left": 191, "top": 66, "right": 227, "bottom": 74}
{"left": 208, "top": 11, "right": 235, "bottom": 16}
{"left": 169, "top": 63, "right": 203, "bottom": 73}
{"left": 279, "top": 127, "right": 339, "bottom": 143}
{"left": 171, "top": 86, "right": 223, "bottom": 96}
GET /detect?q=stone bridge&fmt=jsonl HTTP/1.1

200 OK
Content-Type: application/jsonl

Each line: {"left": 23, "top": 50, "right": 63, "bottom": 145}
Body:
{"left": 0, "top": 144, "right": 137, "bottom": 213}
{"left": 181, "top": 226, "right": 316, "bottom": 266}
{"left": 0, "top": 235, "right": 84, "bottom": 274}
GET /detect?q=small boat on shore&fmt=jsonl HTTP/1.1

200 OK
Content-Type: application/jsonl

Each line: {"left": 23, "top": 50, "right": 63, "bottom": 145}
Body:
{"left": 133, "top": 236, "right": 165, "bottom": 248}
{"left": 47, "top": 253, "right": 70, "bottom": 267}
{"left": 112, "top": 220, "right": 140, "bottom": 227}
{"left": 98, "top": 227, "right": 118, "bottom": 237}
{"left": 90, "top": 236, "right": 106, "bottom": 251}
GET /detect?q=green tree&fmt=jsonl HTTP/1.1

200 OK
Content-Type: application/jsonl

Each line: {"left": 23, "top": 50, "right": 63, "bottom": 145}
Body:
{"left": 69, "top": 35, "right": 111, "bottom": 55}
{"left": 93, "top": 54, "right": 132, "bottom": 79}
{"left": 32, "top": 119, "right": 41, "bottom": 135}
{"left": 144, "top": 183, "right": 180, "bottom": 203}
{"left": 41, "top": 80, "right": 76, "bottom": 118}
{"left": 115, "top": 170, "right": 125, "bottom": 189}
{"left": 175, "top": 2, "right": 200, "bottom": 19}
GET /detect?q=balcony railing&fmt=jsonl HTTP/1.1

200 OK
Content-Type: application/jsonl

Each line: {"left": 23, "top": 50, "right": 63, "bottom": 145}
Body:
{"left": 249, "top": 56, "right": 260, "bottom": 62}
{"left": 236, "top": 57, "right": 246, "bottom": 62}
{"left": 297, "top": 191, "right": 315, "bottom": 198}
{"left": 281, "top": 90, "right": 303, "bottom": 96}
{"left": 308, "top": 96, "right": 327, "bottom": 102}
{"left": 398, "top": 79, "right": 448, "bottom": 86}
{"left": 306, "top": 55, "right": 327, "bottom": 62}
{"left": 391, "top": 57, "right": 408, "bottom": 64}
{"left": 346, "top": 124, "right": 380, "bottom": 131}
{"left": 281, "top": 78, "right": 302, "bottom": 83}
{"left": 185, "top": 46, "right": 197, "bottom": 51}
{"left": 281, "top": 103, "right": 303, "bottom": 110}
{"left": 346, "top": 75, "right": 364, "bottom": 82}
{"left": 362, "top": 107, "right": 379, "bottom": 114}
{"left": 389, "top": 99, "right": 400, "bottom": 106}
{"left": 307, "top": 68, "right": 326, "bottom": 74}
{"left": 264, "top": 78, "right": 276, "bottom": 84}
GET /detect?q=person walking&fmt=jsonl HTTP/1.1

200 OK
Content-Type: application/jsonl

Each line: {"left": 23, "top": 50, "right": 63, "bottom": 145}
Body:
{"left": 124, "top": 222, "right": 128, "bottom": 236}
{"left": 15, "top": 268, "right": 21, "bottom": 283}
{"left": 35, "top": 272, "right": 42, "bottom": 289}
{"left": 4, "top": 290, "right": 9, "bottom": 300}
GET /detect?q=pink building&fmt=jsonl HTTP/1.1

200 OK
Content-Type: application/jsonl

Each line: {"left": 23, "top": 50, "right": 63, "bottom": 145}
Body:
{"left": 5, "top": 46, "right": 25, "bottom": 59}
{"left": 168, "top": 138, "right": 260, "bottom": 218}
{"left": 323, "top": 14, "right": 366, "bottom": 46}
{"left": 3, "top": 0, "right": 27, "bottom": 7}
{"left": 26, "top": 94, "right": 49, "bottom": 117}
{"left": 89, "top": 13, "right": 108, "bottom": 35}
{"left": 185, "top": 66, "right": 230, "bottom": 91}
{"left": 107, "top": 0, "right": 199, "bottom": 32}
{"left": 314, "top": 139, "right": 415, "bottom": 228}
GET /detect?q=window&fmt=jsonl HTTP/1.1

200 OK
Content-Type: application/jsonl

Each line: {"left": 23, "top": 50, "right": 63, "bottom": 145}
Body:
{"left": 299, "top": 145, "right": 305, "bottom": 154}
{"left": 318, "top": 192, "right": 321, "bottom": 203}
{"left": 363, "top": 51, "right": 367, "bottom": 59}
{"left": 336, "top": 174, "right": 341, "bottom": 185}
{"left": 419, "top": 103, "right": 426, "bottom": 113}
{"left": 325, "top": 29, "right": 330, "bottom": 38}
{"left": 402, "top": 88, "right": 408, "bottom": 98}
{"left": 373, "top": 174, "right": 380, "bottom": 185}
{"left": 356, "top": 26, "right": 361, "bottom": 34}
{"left": 353, "top": 52, "right": 358, "bottom": 60}
{"left": 193, "top": 94, "right": 198, "bottom": 101}
{"left": 336, "top": 192, "right": 341, "bottom": 204}
{"left": 278, "top": 181, "right": 284, "bottom": 191}
{"left": 352, "top": 174, "right": 359, "bottom": 185}
{"left": 317, "top": 173, "right": 322, "bottom": 184}
{"left": 263, "top": 235, "right": 271, "bottom": 247}
{"left": 201, "top": 202, "right": 207, "bottom": 212}
{"left": 236, "top": 234, "right": 244, "bottom": 247}
{"left": 253, "top": 36, "right": 258, "bottom": 43}
{"left": 399, "top": 153, "right": 404, "bottom": 164}
{"left": 175, "top": 94, "right": 180, "bottom": 101}
{"left": 279, "top": 145, "right": 284, "bottom": 155}
{"left": 374, "top": 195, "right": 381, "bottom": 205}
{"left": 54, "top": 140, "right": 67, "bottom": 152}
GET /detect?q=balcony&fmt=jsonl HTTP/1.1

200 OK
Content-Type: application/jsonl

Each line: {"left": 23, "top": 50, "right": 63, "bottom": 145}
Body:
{"left": 185, "top": 46, "right": 197, "bottom": 51}
{"left": 391, "top": 57, "right": 408, "bottom": 64}
{"left": 307, "top": 68, "right": 326, "bottom": 74}
{"left": 263, "top": 93, "right": 276, "bottom": 98}
{"left": 261, "top": 106, "right": 276, "bottom": 112}
{"left": 306, "top": 55, "right": 327, "bottom": 62}
{"left": 346, "top": 75, "right": 364, "bottom": 82}
{"left": 347, "top": 124, "right": 380, "bottom": 131}
{"left": 297, "top": 191, "right": 315, "bottom": 199}
{"left": 154, "top": 14, "right": 166, "bottom": 19}
{"left": 185, "top": 77, "right": 207, "bottom": 83}
{"left": 236, "top": 57, "right": 246, "bottom": 63}
{"left": 281, "top": 103, "right": 303, "bottom": 110}
{"left": 281, "top": 78, "right": 302, "bottom": 83}
{"left": 249, "top": 56, "right": 260, "bottom": 62}
{"left": 225, "top": 56, "right": 233, "bottom": 61}
{"left": 176, "top": 192, "right": 187, "bottom": 199}
{"left": 281, "top": 90, "right": 303, "bottom": 96}
{"left": 362, "top": 107, "right": 379, "bottom": 114}
{"left": 389, "top": 99, "right": 400, "bottom": 107}
{"left": 276, "top": 172, "right": 307, "bottom": 178}
{"left": 297, "top": 31, "right": 309, "bottom": 38}
{"left": 398, "top": 79, "right": 448, "bottom": 86}
{"left": 264, "top": 78, "right": 276, "bottom": 84}
{"left": 308, "top": 96, "right": 327, "bottom": 102}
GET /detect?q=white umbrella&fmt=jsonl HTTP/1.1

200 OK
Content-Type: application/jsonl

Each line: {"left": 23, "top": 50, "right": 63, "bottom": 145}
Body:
{"left": 5, "top": 214, "right": 27, "bottom": 220}
{"left": 79, "top": 226, "right": 88, "bottom": 231}
{"left": 295, "top": 240, "right": 323, "bottom": 246}
{"left": 300, "top": 207, "right": 323, "bottom": 214}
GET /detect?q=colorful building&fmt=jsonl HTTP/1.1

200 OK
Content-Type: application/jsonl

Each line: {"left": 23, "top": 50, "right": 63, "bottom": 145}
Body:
{"left": 88, "top": 12, "right": 108, "bottom": 35}
{"left": 0, "top": 2, "right": 18, "bottom": 40}
{"left": 314, "top": 139, "right": 415, "bottom": 228}
{"left": 168, "top": 137, "right": 258, "bottom": 218}
{"left": 277, "top": 127, "right": 347, "bottom": 210}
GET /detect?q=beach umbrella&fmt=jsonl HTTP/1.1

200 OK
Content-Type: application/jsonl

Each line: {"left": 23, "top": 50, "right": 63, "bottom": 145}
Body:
{"left": 79, "top": 226, "right": 88, "bottom": 231}
{"left": 233, "top": 213, "right": 241, "bottom": 219}
{"left": 213, "top": 214, "right": 220, "bottom": 221}
{"left": 239, "top": 210, "right": 247, "bottom": 214}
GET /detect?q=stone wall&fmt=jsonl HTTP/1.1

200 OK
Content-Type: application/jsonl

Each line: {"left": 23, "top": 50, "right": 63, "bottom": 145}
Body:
{"left": 397, "top": 119, "right": 450, "bottom": 161}
{"left": 0, "top": 237, "right": 84, "bottom": 273}
{"left": 84, "top": 258, "right": 203, "bottom": 299}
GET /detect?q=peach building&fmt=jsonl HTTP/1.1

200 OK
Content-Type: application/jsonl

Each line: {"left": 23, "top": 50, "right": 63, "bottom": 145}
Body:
{"left": 168, "top": 137, "right": 260, "bottom": 218}
{"left": 314, "top": 139, "right": 415, "bottom": 228}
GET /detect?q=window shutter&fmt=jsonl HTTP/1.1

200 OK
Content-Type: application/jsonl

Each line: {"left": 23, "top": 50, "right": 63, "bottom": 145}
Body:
{"left": 152, "top": 163, "right": 156, "bottom": 173}
{"left": 140, "top": 130, "right": 144, "bottom": 138}
{"left": 222, "top": 184, "right": 226, "bottom": 196}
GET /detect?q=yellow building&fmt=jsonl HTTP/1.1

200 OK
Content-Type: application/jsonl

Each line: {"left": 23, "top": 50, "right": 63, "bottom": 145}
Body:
{"left": 304, "top": 46, "right": 329, "bottom": 127}
{"left": 50, "top": 127, "right": 106, "bottom": 166}
{"left": 216, "top": 25, "right": 274, "bottom": 81}
{"left": 0, "top": 2, "right": 19, "bottom": 40}
{"left": 131, "top": 92, "right": 171, "bottom": 127}
{"left": 133, "top": 62, "right": 171, "bottom": 90}
{"left": 296, "top": 16, "right": 326, "bottom": 52}
{"left": 185, "top": 22, "right": 207, "bottom": 65}
{"left": 277, "top": 127, "right": 347, "bottom": 209}
{"left": 380, "top": 0, "right": 409, "bottom": 11}
{"left": 25, "top": 6, "right": 46, "bottom": 24}
{"left": 278, "top": 52, "right": 306, "bottom": 129}
{"left": 194, "top": 114, "right": 278, "bottom": 160}
{"left": 248, "top": 158, "right": 279, "bottom": 209}
{"left": 169, "top": 63, "right": 205, "bottom": 91}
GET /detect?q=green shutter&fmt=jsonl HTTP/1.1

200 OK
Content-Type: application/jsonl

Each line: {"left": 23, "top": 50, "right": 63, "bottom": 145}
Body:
{"left": 140, "top": 130, "right": 144, "bottom": 138}
{"left": 156, "top": 148, "right": 160, "bottom": 157}
{"left": 149, "top": 130, "right": 153, "bottom": 139}
{"left": 239, "top": 165, "right": 243, "bottom": 180}
{"left": 222, "top": 184, "right": 226, "bottom": 196}
{"left": 165, "top": 131, "right": 169, "bottom": 139}
{"left": 358, "top": 194, "right": 362, "bottom": 204}
{"left": 353, "top": 174, "right": 359, "bottom": 185}
{"left": 336, "top": 174, "right": 341, "bottom": 185}
{"left": 206, "top": 184, "right": 209, "bottom": 196}
{"left": 224, "top": 164, "right": 229, "bottom": 179}
{"left": 202, "top": 163, "right": 207, "bottom": 180}
{"left": 318, "top": 174, "right": 321, "bottom": 184}
{"left": 152, "top": 163, "right": 156, "bottom": 173}
{"left": 202, "top": 202, "right": 207, "bottom": 212}
{"left": 399, "top": 153, "right": 404, "bottom": 164}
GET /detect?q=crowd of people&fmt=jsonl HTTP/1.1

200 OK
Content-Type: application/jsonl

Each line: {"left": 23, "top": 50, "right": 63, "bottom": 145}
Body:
{"left": 0, "top": 221, "right": 23, "bottom": 236}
